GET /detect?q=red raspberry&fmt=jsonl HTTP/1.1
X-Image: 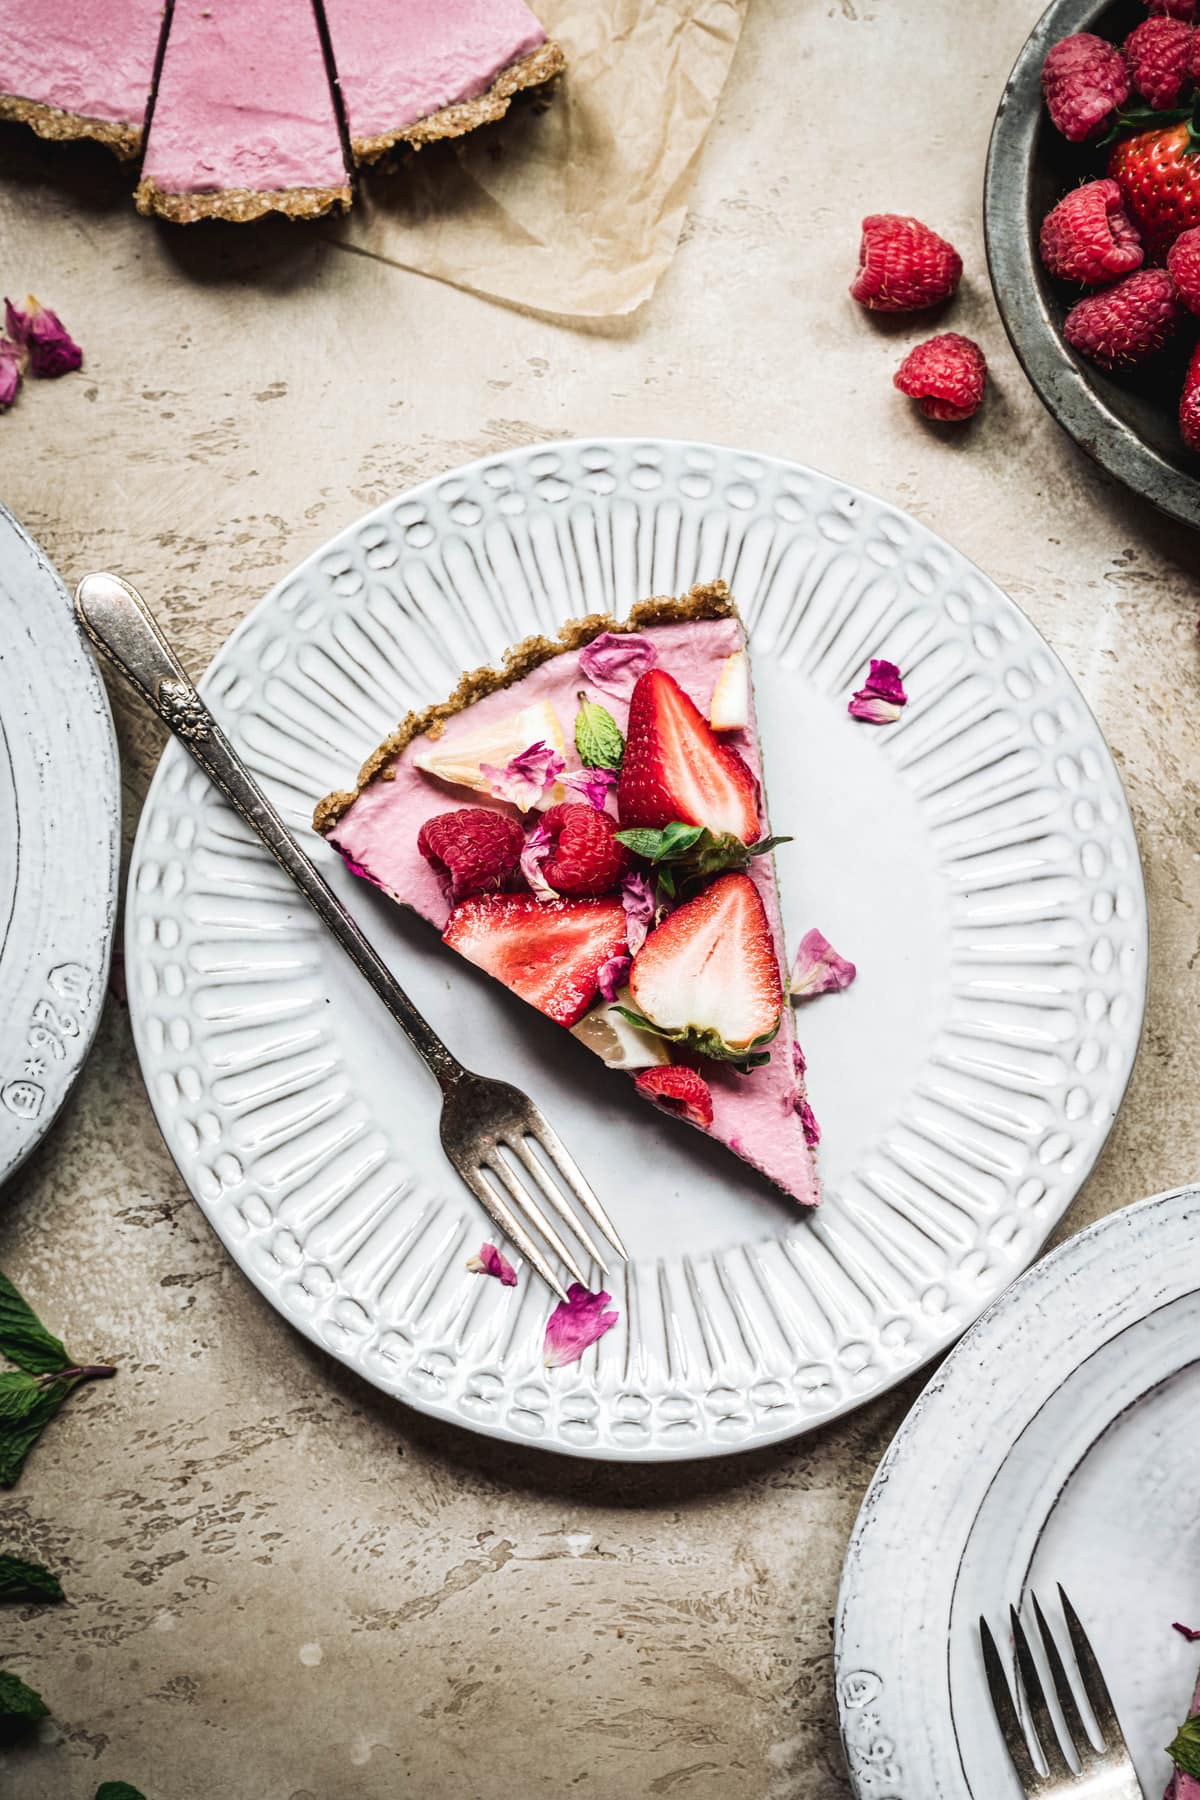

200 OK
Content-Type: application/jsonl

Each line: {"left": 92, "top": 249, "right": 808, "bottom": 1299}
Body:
{"left": 540, "top": 803, "right": 631, "bottom": 897}
{"left": 1124, "top": 16, "right": 1195, "bottom": 105}
{"left": 1167, "top": 225, "right": 1200, "bottom": 309}
{"left": 1042, "top": 33, "right": 1131, "bottom": 142}
{"left": 417, "top": 807, "right": 524, "bottom": 901}
{"left": 1063, "top": 267, "right": 1182, "bottom": 367}
{"left": 634, "top": 1065, "right": 714, "bottom": 1130}
{"left": 894, "top": 333, "right": 987, "bottom": 422}
{"left": 1040, "top": 180, "right": 1144, "bottom": 283}
{"left": 850, "top": 214, "right": 962, "bottom": 312}
{"left": 1145, "top": 0, "right": 1195, "bottom": 19}
{"left": 1180, "top": 341, "right": 1200, "bottom": 448}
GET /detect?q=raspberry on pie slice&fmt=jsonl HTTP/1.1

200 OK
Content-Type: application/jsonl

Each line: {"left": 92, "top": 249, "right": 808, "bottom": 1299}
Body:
{"left": 315, "top": 581, "right": 819, "bottom": 1208}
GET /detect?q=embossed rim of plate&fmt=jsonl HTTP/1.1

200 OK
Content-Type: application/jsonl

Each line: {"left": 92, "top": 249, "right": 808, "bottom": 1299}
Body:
{"left": 833, "top": 1184, "right": 1200, "bottom": 1797}
{"left": 0, "top": 505, "right": 120, "bottom": 1190}
{"left": 124, "top": 438, "right": 1148, "bottom": 1460}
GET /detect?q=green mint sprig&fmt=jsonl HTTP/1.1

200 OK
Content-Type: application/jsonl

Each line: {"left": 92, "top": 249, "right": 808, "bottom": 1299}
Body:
{"left": 614, "top": 822, "right": 791, "bottom": 898}
{"left": 0, "top": 1666, "right": 49, "bottom": 1732}
{"left": 1169, "top": 1715, "right": 1200, "bottom": 1778}
{"left": 0, "top": 1554, "right": 64, "bottom": 1603}
{"left": 0, "top": 1272, "right": 116, "bottom": 1487}
{"left": 96, "top": 1784, "right": 149, "bottom": 1799}
{"left": 574, "top": 698, "right": 625, "bottom": 771}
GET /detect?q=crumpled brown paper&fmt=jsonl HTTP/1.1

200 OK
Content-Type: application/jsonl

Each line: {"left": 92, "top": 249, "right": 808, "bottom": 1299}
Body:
{"left": 329, "top": 0, "right": 748, "bottom": 320}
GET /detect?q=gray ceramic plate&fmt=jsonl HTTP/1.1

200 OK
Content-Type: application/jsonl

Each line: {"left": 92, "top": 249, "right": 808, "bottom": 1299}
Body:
{"left": 985, "top": 0, "right": 1200, "bottom": 530}
{"left": 0, "top": 508, "right": 119, "bottom": 1189}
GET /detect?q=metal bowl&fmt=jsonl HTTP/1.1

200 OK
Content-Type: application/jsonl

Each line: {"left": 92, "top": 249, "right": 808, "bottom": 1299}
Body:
{"left": 985, "top": 0, "right": 1200, "bottom": 530}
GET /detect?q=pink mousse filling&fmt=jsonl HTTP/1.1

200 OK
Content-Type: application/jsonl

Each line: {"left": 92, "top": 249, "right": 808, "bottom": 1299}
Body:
{"left": 327, "top": 617, "right": 819, "bottom": 1208}
{"left": 142, "top": 0, "right": 347, "bottom": 194}
{"left": 321, "top": 0, "right": 546, "bottom": 138}
{"left": 0, "top": 0, "right": 166, "bottom": 127}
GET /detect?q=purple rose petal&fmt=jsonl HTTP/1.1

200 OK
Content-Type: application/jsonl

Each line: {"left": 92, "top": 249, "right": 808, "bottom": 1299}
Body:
{"left": 578, "top": 632, "right": 658, "bottom": 695}
{"left": 621, "top": 870, "right": 656, "bottom": 955}
{"left": 795, "top": 1095, "right": 821, "bottom": 1147}
{"left": 5, "top": 295, "right": 82, "bottom": 379}
{"left": 849, "top": 659, "right": 907, "bottom": 725}
{"left": 1174, "top": 1623, "right": 1200, "bottom": 1643}
{"left": 561, "top": 765, "right": 618, "bottom": 811}
{"left": 0, "top": 336, "right": 22, "bottom": 411}
{"left": 466, "top": 1242, "right": 518, "bottom": 1286}
{"left": 519, "top": 820, "right": 558, "bottom": 900}
{"left": 597, "top": 953, "right": 632, "bottom": 1002}
{"left": 480, "top": 740, "right": 565, "bottom": 811}
{"left": 790, "top": 927, "right": 857, "bottom": 999}
{"left": 543, "top": 1282, "right": 619, "bottom": 1368}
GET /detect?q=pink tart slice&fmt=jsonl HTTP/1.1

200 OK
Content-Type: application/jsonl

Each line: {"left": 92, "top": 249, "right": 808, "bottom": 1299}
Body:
{"left": 0, "top": 0, "right": 168, "bottom": 158}
{"left": 315, "top": 582, "right": 820, "bottom": 1209}
{"left": 320, "top": 0, "right": 564, "bottom": 165}
{"left": 135, "top": 0, "right": 351, "bottom": 222}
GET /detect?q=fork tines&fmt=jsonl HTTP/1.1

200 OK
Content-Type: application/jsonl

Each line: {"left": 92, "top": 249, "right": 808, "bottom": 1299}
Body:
{"left": 980, "top": 1585, "right": 1142, "bottom": 1797}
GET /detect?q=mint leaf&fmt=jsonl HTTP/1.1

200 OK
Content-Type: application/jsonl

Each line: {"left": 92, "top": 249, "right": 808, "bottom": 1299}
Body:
{"left": 0, "top": 1555, "right": 64, "bottom": 1603}
{"left": 1169, "top": 1716, "right": 1200, "bottom": 1778}
{"left": 0, "top": 1273, "right": 68, "bottom": 1375}
{"left": 0, "top": 1381, "right": 71, "bottom": 1487}
{"left": 574, "top": 700, "right": 624, "bottom": 771}
{"left": 656, "top": 822, "right": 706, "bottom": 858}
{"left": 0, "top": 1371, "right": 45, "bottom": 1423}
{"left": 0, "top": 1668, "right": 49, "bottom": 1723}
{"left": 96, "top": 1785, "right": 148, "bottom": 1800}
{"left": 613, "top": 827, "right": 665, "bottom": 860}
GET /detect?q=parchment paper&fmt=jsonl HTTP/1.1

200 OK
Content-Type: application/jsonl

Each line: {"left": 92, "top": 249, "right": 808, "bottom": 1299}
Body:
{"left": 330, "top": 0, "right": 749, "bottom": 320}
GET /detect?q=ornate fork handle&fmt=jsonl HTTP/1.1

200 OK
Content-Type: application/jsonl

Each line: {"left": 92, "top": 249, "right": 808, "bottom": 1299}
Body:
{"left": 75, "top": 572, "right": 465, "bottom": 1092}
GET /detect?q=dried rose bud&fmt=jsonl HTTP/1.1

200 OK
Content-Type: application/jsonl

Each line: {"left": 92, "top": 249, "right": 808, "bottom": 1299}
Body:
{"left": 4, "top": 295, "right": 82, "bottom": 379}
{"left": 848, "top": 658, "right": 908, "bottom": 725}
{"left": 0, "top": 337, "right": 23, "bottom": 411}
{"left": 465, "top": 1242, "right": 518, "bottom": 1286}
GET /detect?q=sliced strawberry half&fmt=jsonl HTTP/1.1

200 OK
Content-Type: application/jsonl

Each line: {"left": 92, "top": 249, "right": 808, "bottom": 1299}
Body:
{"left": 628, "top": 871, "right": 782, "bottom": 1061}
{"left": 617, "top": 669, "right": 759, "bottom": 843}
{"left": 443, "top": 893, "right": 628, "bottom": 1028}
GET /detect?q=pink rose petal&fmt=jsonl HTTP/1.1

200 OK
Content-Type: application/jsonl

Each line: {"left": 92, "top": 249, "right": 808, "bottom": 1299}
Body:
{"left": 519, "top": 820, "right": 558, "bottom": 901}
{"left": 561, "top": 765, "right": 618, "bottom": 811}
{"left": 578, "top": 632, "right": 658, "bottom": 695}
{"left": 480, "top": 740, "right": 565, "bottom": 811}
{"left": 621, "top": 870, "right": 656, "bottom": 955}
{"left": 792, "top": 1039, "right": 807, "bottom": 1079}
{"left": 466, "top": 1241, "right": 518, "bottom": 1286}
{"left": 795, "top": 1096, "right": 821, "bottom": 1147}
{"left": 543, "top": 1282, "right": 619, "bottom": 1368}
{"left": 849, "top": 658, "right": 907, "bottom": 725}
{"left": 0, "top": 337, "right": 22, "bottom": 411}
{"left": 5, "top": 295, "right": 82, "bottom": 379}
{"left": 790, "top": 928, "right": 857, "bottom": 999}
{"left": 597, "top": 952, "right": 632, "bottom": 1001}
{"left": 1174, "top": 1623, "right": 1200, "bottom": 1643}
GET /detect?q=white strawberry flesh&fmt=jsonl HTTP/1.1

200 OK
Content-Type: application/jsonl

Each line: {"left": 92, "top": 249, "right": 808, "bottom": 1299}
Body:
{"left": 709, "top": 650, "right": 750, "bottom": 731}
{"left": 629, "top": 871, "right": 782, "bottom": 1055}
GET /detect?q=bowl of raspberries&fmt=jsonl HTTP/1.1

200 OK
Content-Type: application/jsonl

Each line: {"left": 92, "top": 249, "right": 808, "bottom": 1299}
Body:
{"left": 986, "top": 0, "right": 1200, "bottom": 527}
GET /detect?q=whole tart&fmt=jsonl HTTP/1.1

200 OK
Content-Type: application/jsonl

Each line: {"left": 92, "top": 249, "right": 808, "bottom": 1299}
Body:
{"left": 135, "top": 0, "right": 350, "bottom": 223}
{"left": 0, "top": 0, "right": 168, "bottom": 159}
{"left": 316, "top": 581, "right": 820, "bottom": 1209}
{"left": 319, "top": 0, "right": 564, "bottom": 165}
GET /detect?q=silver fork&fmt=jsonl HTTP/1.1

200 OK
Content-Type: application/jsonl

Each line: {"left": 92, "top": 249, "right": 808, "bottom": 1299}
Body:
{"left": 980, "top": 1586, "right": 1146, "bottom": 1798}
{"left": 75, "top": 571, "right": 628, "bottom": 1304}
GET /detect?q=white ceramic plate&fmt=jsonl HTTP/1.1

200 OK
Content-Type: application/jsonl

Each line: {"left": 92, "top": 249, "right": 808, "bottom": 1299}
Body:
{"left": 0, "top": 506, "right": 119, "bottom": 1189}
{"left": 125, "top": 439, "right": 1147, "bottom": 1460}
{"left": 835, "top": 1184, "right": 1200, "bottom": 1799}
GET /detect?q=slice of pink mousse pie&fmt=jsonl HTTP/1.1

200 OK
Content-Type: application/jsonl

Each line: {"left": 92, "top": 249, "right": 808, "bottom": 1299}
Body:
{"left": 135, "top": 0, "right": 351, "bottom": 222}
{"left": 320, "top": 0, "right": 564, "bottom": 164}
{"left": 314, "top": 581, "right": 820, "bottom": 1208}
{"left": 0, "top": 0, "right": 168, "bottom": 158}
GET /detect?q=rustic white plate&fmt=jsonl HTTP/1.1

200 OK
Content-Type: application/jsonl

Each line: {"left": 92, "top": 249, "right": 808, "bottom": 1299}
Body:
{"left": 125, "top": 439, "right": 1146, "bottom": 1459}
{"left": 835, "top": 1184, "right": 1200, "bottom": 1800}
{"left": 0, "top": 506, "right": 119, "bottom": 1189}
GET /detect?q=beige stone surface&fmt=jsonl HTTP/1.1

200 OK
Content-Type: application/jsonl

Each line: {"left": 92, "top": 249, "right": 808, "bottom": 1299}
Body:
{"left": 0, "top": 1, "right": 1198, "bottom": 1795}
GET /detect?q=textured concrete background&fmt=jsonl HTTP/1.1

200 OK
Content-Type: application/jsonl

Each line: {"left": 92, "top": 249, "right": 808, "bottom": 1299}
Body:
{"left": 1, "top": 1, "right": 1199, "bottom": 1795}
